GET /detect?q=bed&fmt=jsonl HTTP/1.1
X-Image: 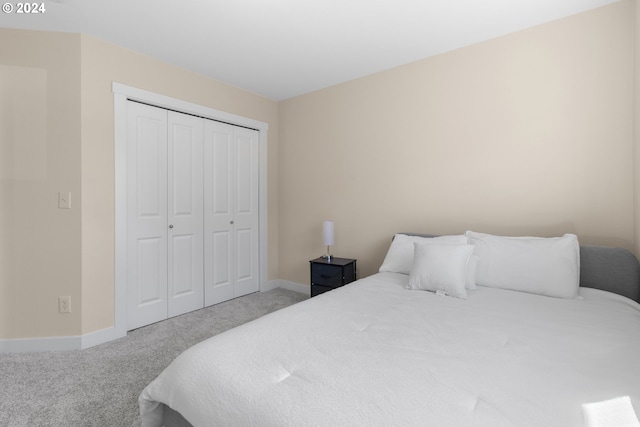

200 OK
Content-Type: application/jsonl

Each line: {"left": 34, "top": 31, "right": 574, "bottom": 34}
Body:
{"left": 139, "top": 232, "right": 640, "bottom": 427}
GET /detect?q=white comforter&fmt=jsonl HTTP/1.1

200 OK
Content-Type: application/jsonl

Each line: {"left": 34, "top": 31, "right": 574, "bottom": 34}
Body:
{"left": 139, "top": 273, "right": 640, "bottom": 426}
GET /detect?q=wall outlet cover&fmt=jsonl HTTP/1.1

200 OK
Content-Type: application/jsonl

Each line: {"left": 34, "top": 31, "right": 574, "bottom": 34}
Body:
{"left": 58, "top": 296, "right": 71, "bottom": 313}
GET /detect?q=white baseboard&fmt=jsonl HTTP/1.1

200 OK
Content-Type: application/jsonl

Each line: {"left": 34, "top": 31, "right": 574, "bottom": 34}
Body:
{"left": 0, "top": 335, "right": 80, "bottom": 353}
{"left": 263, "top": 279, "right": 309, "bottom": 295}
{"left": 0, "top": 326, "right": 126, "bottom": 354}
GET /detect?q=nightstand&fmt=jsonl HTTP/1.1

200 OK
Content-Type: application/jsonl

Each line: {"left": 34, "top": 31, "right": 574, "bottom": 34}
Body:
{"left": 309, "top": 257, "right": 357, "bottom": 297}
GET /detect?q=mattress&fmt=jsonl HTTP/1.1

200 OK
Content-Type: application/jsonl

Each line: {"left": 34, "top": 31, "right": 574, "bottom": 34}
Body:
{"left": 139, "top": 272, "right": 640, "bottom": 426}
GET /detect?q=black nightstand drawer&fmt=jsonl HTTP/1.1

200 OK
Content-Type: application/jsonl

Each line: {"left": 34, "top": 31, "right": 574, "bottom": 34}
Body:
{"left": 311, "top": 264, "right": 344, "bottom": 287}
{"left": 309, "top": 257, "right": 357, "bottom": 297}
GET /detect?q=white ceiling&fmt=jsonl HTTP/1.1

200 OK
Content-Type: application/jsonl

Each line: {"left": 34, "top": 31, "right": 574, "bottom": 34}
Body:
{"left": 2, "top": 0, "right": 620, "bottom": 100}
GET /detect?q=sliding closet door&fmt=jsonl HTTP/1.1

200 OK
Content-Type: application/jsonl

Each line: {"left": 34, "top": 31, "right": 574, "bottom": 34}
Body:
{"left": 167, "top": 111, "right": 204, "bottom": 318}
{"left": 126, "top": 102, "right": 169, "bottom": 330}
{"left": 204, "top": 121, "right": 259, "bottom": 306}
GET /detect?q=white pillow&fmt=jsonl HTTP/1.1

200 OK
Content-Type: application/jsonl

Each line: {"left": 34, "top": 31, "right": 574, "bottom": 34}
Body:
{"left": 379, "top": 234, "right": 467, "bottom": 274}
{"left": 408, "top": 242, "right": 474, "bottom": 299}
{"left": 465, "top": 231, "right": 580, "bottom": 299}
{"left": 466, "top": 255, "right": 478, "bottom": 290}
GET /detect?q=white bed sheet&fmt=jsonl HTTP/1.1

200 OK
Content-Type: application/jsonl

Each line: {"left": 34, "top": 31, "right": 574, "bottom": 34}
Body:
{"left": 139, "top": 273, "right": 640, "bottom": 427}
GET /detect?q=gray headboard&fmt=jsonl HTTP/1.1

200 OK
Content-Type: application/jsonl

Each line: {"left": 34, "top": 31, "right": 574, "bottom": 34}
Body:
{"left": 579, "top": 245, "right": 640, "bottom": 302}
{"left": 399, "top": 233, "right": 640, "bottom": 303}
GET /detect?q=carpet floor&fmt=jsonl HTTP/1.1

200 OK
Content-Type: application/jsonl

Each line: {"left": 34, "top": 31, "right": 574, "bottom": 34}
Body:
{"left": 0, "top": 288, "right": 308, "bottom": 427}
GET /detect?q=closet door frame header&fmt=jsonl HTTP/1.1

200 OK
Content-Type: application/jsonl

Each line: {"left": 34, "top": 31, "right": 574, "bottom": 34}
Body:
{"left": 113, "top": 82, "right": 269, "bottom": 339}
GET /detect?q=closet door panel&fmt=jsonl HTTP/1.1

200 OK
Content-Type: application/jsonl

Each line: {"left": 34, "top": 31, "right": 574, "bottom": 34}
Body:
{"left": 126, "top": 102, "right": 168, "bottom": 330}
{"left": 212, "top": 137, "right": 231, "bottom": 215}
{"left": 236, "top": 229, "right": 253, "bottom": 280}
{"left": 171, "top": 235, "right": 195, "bottom": 294}
{"left": 167, "top": 111, "right": 204, "bottom": 318}
{"left": 206, "top": 230, "right": 234, "bottom": 305}
{"left": 235, "top": 134, "right": 253, "bottom": 214}
{"left": 234, "top": 227, "right": 257, "bottom": 296}
{"left": 233, "top": 128, "right": 260, "bottom": 297}
{"left": 136, "top": 237, "right": 164, "bottom": 303}
{"left": 204, "top": 121, "right": 235, "bottom": 306}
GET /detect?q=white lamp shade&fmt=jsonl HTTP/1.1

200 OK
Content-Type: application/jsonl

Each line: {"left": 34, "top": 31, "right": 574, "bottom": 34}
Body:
{"left": 323, "top": 221, "right": 334, "bottom": 246}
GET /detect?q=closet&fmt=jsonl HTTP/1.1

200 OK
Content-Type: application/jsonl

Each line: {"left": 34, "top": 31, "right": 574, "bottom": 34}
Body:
{"left": 126, "top": 101, "right": 259, "bottom": 330}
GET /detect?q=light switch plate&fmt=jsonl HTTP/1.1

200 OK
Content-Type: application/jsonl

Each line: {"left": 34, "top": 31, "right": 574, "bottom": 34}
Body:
{"left": 58, "top": 191, "right": 71, "bottom": 209}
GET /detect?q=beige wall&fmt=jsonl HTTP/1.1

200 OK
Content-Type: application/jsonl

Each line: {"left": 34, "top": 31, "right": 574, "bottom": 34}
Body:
{"left": 279, "top": 0, "right": 635, "bottom": 284}
{"left": 0, "top": 29, "right": 278, "bottom": 339}
{"left": 0, "top": 31, "right": 82, "bottom": 338}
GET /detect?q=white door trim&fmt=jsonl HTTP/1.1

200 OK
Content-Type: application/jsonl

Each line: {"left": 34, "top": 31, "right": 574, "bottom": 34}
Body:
{"left": 113, "top": 83, "right": 269, "bottom": 337}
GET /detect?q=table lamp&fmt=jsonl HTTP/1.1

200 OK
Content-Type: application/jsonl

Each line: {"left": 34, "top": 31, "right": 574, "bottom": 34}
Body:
{"left": 322, "top": 220, "right": 334, "bottom": 261}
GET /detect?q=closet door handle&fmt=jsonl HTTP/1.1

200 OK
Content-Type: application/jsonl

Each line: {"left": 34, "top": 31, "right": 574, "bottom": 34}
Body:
{"left": 230, "top": 221, "right": 234, "bottom": 225}
{"left": 169, "top": 224, "right": 174, "bottom": 229}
